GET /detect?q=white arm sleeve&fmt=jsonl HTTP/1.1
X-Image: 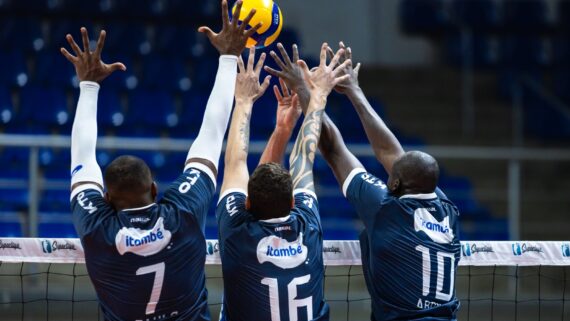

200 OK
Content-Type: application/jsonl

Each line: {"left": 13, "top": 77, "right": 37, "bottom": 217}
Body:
{"left": 70, "top": 81, "right": 103, "bottom": 189}
{"left": 186, "top": 55, "right": 238, "bottom": 174}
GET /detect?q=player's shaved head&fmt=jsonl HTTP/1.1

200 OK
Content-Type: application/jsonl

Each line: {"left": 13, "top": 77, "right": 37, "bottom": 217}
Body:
{"left": 247, "top": 162, "right": 293, "bottom": 220}
{"left": 104, "top": 155, "right": 157, "bottom": 211}
{"left": 388, "top": 151, "right": 439, "bottom": 197}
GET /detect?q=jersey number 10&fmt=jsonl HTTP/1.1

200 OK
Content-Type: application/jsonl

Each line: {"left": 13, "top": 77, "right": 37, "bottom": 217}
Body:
{"left": 415, "top": 245, "right": 455, "bottom": 302}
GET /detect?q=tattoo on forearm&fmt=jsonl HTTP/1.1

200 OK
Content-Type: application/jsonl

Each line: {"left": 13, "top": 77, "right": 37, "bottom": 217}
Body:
{"left": 289, "top": 109, "right": 324, "bottom": 191}
{"left": 239, "top": 111, "right": 251, "bottom": 153}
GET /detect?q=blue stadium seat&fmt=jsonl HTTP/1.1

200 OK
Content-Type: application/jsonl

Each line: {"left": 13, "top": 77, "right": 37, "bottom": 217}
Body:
{"left": 0, "top": 189, "right": 28, "bottom": 211}
{"left": 58, "top": 0, "right": 105, "bottom": 15}
{"left": 0, "top": 18, "right": 44, "bottom": 52}
{"left": 103, "top": 56, "right": 137, "bottom": 90}
{"left": 34, "top": 52, "right": 76, "bottom": 87}
{"left": 39, "top": 223, "right": 78, "bottom": 238}
{"left": 140, "top": 56, "right": 190, "bottom": 91}
{"left": 111, "top": 0, "right": 166, "bottom": 17}
{"left": 101, "top": 23, "right": 150, "bottom": 56}
{"left": 39, "top": 190, "right": 70, "bottom": 212}
{"left": 0, "top": 51, "right": 29, "bottom": 87}
{"left": 552, "top": 36, "right": 570, "bottom": 67}
{"left": 171, "top": 90, "right": 210, "bottom": 138}
{"left": 82, "top": 88, "right": 127, "bottom": 131}
{"left": 0, "top": 87, "right": 15, "bottom": 127}
{"left": 554, "top": 68, "right": 570, "bottom": 104}
{"left": 502, "top": 0, "right": 547, "bottom": 31}
{"left": 48, "top": 21, "right": 96, "bottom": 51}
{"left": 0, "top": 222, "right": 24, "bottom": 237}
{"left": 20, "top": 86, "right": 71, "bottom": 130}
{"left": 127, "top": 90, "right": 177, "bottom": 130}
{"left": 400, "top": 0, "right": 448, "bottom": 34}
{"left": 39, "top": 147, "right": 71, "bottom": 180}
{"left": 191, "top": 56, "right": 219, "bottom": 89}
{"left": 154, "top": 26, "right": 197, "bottom": 57}
{"left": 452, "top": 0, "right": 498, "bottom": 31}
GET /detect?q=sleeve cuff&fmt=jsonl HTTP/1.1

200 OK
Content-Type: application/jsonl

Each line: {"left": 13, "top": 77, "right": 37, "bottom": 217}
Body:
{"left": 70, "top": 183, "right": 103, "bottom": 201}
{"left": 218, "top": 188, "right": 247, "bottom": 205}
{"left": 184, "top": 162, "right": 217, "bottom": 188}
{"left": 79, "top": 81, "right": 100, "bottom": 91}
{"left": 293, "top": 188, "right": 317, "bottom": 200}
{"left": 342, "top": 168, "right": 367, "bottom": 198}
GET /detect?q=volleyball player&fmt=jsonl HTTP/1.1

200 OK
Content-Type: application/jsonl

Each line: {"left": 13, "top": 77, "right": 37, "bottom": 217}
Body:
{"left": 61, "top": 1, "right": 259, "bottom": 320}
{"left": 215, "top": 43, "right": 350, "bottom": 321}
{"left": 266, "top": 43, "right": 461, "bottom": 320}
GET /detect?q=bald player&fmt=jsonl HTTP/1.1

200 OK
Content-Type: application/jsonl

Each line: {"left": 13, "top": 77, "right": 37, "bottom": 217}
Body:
{"left": 266, "top": 43, "right": 461, "bottom": 320}
{"left": 61, "top": 1, "right": 260, "bottom": 320}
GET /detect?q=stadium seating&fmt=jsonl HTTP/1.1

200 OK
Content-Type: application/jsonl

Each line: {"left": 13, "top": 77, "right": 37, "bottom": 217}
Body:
{"left": 2, "top": 0, "right": 550, "bottom": 241}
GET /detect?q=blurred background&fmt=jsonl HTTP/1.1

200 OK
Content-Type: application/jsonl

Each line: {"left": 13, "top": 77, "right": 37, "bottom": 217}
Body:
{"left": 0, "top": 0, "right": 569, "bottom": 241}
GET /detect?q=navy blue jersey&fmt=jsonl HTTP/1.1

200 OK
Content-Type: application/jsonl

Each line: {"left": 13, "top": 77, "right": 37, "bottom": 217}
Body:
{"left": 344, "top": 169, "right": 461, "bottom": 321}
{"left": 71, "top": 166, "right": 215, "bottom": 321}
{"left": 216, "top": 189, "right": 329, "bottom": 321}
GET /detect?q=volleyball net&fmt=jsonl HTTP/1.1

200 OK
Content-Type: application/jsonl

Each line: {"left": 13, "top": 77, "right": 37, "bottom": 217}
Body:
{"left": 1, "top": 238, "right": 569, "bottom": 321}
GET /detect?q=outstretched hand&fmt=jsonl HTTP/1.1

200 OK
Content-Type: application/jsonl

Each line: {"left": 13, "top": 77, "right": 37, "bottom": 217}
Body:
{"left": 235, "top": 47, "right": 271, "bottom": 103}
{"left": 274, "top": 78, "right": 302, "bottom": 131}
{"left": 60, "top": 27, "right": 126, "bottom": 84}
{"left": 199, "top": 0, "right": 262, "bottom": 56}
{"left": 264, "top": 43, "right": 307, "bottom": 94}
{"left": 298, "top": 43, "right": 351, "bottom": 99}
{"left": 327, "top": 41, "right": 361, "bottom": 95}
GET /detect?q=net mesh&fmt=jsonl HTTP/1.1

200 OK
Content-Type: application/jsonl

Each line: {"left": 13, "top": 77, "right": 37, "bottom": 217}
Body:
{"left": 1, "top": 239, "right": 569, "bottom": 321}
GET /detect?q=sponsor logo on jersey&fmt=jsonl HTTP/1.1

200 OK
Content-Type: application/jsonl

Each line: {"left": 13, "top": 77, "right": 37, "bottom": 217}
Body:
{"left": 0, "top": 240, "right": 21, "bottom": 250}
{"left": 207, "top": 241, "right": 219, "bottom": 255}
{"left": 414, "top": 208, "right": 454, "bottom": 244}
{"left": 461, "top": 243, "right": 494, "bottom": 257}
{"left": 512, "top": 242, "right": 543, "bottom": 256}
{"left": 115, "top": 217, "right": 172, "bottom": 256}
{"left": 561, "top": 244, "right": 570, "bottom": 258}
{"left": 225, "top": 195, "right": 239, "bottom": 217}
{"left": 257, "top": 233, "right": 308, "bottom": 269}
{"left": 41, "top": 240, "right": 76, "bottom": 254}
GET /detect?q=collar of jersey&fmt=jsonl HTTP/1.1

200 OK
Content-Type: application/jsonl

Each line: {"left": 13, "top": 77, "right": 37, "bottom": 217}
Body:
{"left": 399, "top": 192, "right": 437, "bottom": 200}
{"left": 259, "top": 215, "right": 291, "bottom": 223}
{"left": 121, "top": 203, "right": 157, "bottom": 212}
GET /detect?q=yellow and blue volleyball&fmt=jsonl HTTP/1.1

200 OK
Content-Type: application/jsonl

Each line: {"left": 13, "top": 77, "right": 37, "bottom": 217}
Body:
{"left": 230, "top": 0, "right": 283, "bottom": 49}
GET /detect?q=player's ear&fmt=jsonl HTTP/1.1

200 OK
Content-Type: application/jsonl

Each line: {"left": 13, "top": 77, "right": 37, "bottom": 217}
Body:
{"left": 389, "top": 178, "right": 400, "bottom": 194}
{"left": 245, "top": 196, "right": 251, "bottom": 211}
{"left": 151, "top": 181, "right": 158, "bottom": 201}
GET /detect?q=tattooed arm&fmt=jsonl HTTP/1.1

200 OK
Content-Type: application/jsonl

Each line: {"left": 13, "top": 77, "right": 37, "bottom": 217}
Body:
{"left": 220, "top": 48, "right": 271, "bottom": 194}
{"left": 289, "top": 43, "right": 351, "bottom": 192}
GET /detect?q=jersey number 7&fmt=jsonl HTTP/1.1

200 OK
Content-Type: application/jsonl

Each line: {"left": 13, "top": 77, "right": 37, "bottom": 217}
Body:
{"left": 136, "top": 262, "right": 166, "bottom": 315}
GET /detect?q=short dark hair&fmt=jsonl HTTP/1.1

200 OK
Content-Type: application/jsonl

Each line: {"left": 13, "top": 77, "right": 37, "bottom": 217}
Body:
{"left": 248, "top": 162, "right": 293, "bottom": 220}
{"left": 104, "top": 155, "right": 153, "bottom": 195}
{"left": 392, "top": 151, "right": 439, "bottom": 193}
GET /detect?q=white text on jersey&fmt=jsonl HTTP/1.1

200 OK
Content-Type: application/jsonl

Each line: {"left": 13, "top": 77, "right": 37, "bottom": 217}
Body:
{"left": 77, "top": 192, "right": 97, "bottom": 214}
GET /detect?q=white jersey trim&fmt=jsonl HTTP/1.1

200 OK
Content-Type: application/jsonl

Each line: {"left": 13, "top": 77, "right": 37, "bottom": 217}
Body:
{"left": 399, "top": 192, "right": 438, "bottom": 200}
{"left": 70, "top": 183, "right": 103, "bottom": 202}
{"left": 293, "top": 188, "right": 317, "bottom": 200}
{"left": 122, "top": 203, "right": 157, "bottom": 212}
{"left": 217, "top": 188, "right": 247, "bottom": 205}
{"left": 259, "top": 215, "right": 291, "bottom": 223}
{"left": 342, "top": 168, "right": 367, "bottom": 197}
{"left": 184, "top": 162, "right": 217, "bottom": 188}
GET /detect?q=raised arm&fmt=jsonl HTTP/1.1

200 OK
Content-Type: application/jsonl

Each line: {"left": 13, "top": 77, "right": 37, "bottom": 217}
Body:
{"left": 331, "top": 42, "right": 404, "bottom": 175}
{"left": 220, "top": 48, "right": 271, "bottom": 194}
{"left": 289, "top": 44, "right": 351, "bottom": 192}
{"left": 185, "top": 0, "right": 262, "bottom": 181}
{"left": 61, "top": 28, "right": 126, "bottom": 193}
{"left": 258, "top": 79, "right": 302, "bottom": 165}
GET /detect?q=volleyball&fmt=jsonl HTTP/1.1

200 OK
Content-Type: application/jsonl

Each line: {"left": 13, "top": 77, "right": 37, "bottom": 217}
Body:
{"left": 231, "top": 0, "right": 283, "bottom": 49}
